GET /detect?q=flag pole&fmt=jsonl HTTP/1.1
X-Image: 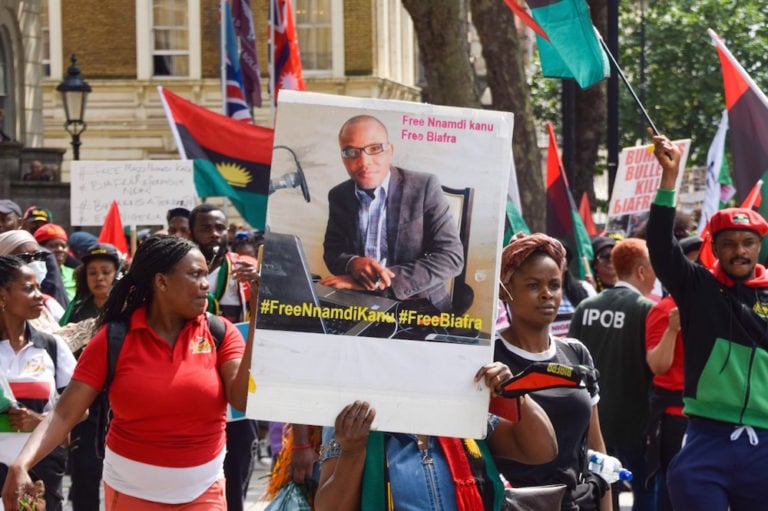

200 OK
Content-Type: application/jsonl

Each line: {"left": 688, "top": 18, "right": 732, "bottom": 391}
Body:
{"left": 219, "top": 0, "right": 230, "bottom": 219}
{"left": 269, "top": 0, "right": 275, "bottom": 126}
{"left": 598, "top": 37, "right": 660, "bottom": 136}
{"left": 220, "top": 0, "right": 227, "bottom": 116}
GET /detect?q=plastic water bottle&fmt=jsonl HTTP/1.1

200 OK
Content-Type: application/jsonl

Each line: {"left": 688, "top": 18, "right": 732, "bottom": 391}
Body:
{"left": 587, "top": 450, "right": 633, "bottom": 484}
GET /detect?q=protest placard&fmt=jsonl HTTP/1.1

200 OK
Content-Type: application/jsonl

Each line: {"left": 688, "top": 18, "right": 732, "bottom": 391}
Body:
{"left": 245, "top": 91, "right": 513, "bottom": 438}
{"left": 607, "top": 139, "right": 691, "bottom": 234}
{"left": 70, "top": 160, "right": 197, "bottom": 226}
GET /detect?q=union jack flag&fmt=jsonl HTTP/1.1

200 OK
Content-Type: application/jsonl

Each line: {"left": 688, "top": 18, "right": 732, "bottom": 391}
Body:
{"left": 223, "top": 1, "right": 252, "bottom": 122}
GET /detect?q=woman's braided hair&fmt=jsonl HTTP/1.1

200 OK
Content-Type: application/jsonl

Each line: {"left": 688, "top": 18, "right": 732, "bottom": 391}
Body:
{"left": 0, "top": 255, "right": 25, "bottom": 290}
{"left": 98, "top": 235, "right": 197, "bottom": 327}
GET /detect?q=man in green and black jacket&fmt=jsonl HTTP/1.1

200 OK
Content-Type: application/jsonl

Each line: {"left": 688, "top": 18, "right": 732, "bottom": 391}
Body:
{"left": 647, "top": 133, "right": 768, "bottom": 511}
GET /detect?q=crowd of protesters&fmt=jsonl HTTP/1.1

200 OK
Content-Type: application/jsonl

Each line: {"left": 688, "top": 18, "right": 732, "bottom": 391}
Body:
{"left": 0, "top": 130, "right": 765, "bottom": 511}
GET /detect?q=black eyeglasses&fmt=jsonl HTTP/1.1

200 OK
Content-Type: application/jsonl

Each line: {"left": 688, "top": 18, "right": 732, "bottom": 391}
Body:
{"left": 16, "top": 251, "right": 47, "bottom": 263}
{"left": 596, "top": 253, "right": 612, "bottom": 262}
{"left": 341, "top": 143, "right": 389, "bottom": 159}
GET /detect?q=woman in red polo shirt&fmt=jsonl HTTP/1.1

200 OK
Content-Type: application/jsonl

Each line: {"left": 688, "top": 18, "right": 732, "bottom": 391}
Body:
{"left": 0, "top": 236, "right": 256, "bottom": 510}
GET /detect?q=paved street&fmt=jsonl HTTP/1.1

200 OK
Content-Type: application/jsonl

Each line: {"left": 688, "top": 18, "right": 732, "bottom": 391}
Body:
{"left": 59, "top": 459, "right": 632, "bottom": 510}
{"left": 59, "top": 459, "right": 273, "bottom": 511}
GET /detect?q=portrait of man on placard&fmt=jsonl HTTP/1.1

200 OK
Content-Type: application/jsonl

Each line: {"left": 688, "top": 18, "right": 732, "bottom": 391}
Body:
{"left": 247, "top": 90, "right": 513, "bottom": 437}
{"left": 255, "top": 103, "right": 490, "bottom": 344}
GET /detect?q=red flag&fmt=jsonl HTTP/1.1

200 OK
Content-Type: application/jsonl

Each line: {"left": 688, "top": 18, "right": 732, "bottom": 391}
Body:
{"left": 578, "top": 192, "right": 597, "bottom": 236}
{"left": 98, "top": 201, "right": 130, "bottom": 259}
{"left": 697, "top": 226, "right": 715, "bottom": 270}
{"left": 709, "top": 29, "right": 768, "bottom": 202}
{"left": 546, "top": 122, "right": 571, "bottom": 239}
{"left": 271, "top": 0, "right": 305, "bottom": 103}
{"left": 741, "top": 179, "right": 763, "bottom": 210}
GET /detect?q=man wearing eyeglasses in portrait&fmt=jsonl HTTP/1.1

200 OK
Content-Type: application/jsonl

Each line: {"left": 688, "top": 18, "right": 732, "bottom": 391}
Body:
{"left": 320, "top": 114, "right": 463, "bottom": 313}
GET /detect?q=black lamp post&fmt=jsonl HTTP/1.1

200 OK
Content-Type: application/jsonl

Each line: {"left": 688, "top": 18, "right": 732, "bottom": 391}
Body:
{"left": 56, "top": 54, "right": 91, "bottom": 160}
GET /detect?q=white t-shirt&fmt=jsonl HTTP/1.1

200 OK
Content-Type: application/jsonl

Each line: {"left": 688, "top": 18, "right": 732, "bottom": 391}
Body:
{"left": 0, "top": 333, "right": 76, "bottom": 464}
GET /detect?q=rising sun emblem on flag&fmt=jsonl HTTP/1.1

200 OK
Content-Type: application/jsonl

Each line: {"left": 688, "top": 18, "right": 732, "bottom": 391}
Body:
{"left": 280, "top": 72, "right": 300, "bottom": 91}
{"left": 215, "top": 162, "right": 252, "bottom": 188}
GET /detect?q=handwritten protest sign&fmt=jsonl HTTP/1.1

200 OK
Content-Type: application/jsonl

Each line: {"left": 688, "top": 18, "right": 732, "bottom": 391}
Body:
{"left": 609, "top": 140, "right": 690, "bottom": 218}
{"left": 70, "top": 160, "right": 197, "bottom": 226}
{"left": 245, "top": 91, "right": 513, "bottom": 438}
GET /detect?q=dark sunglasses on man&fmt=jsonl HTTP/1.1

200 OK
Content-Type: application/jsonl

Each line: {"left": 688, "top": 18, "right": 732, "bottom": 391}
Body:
{"left": 16, "top": 251, "right": 48, "bottom": 263}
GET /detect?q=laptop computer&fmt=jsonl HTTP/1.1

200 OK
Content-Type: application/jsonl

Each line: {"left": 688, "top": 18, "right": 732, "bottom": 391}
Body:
{"left": 256, "top": 232, "right": 327, "bottom": 334}
{"left": 314, "top": 283, "right": 399, "bottom": 336}
{"left": 256, "top": 232, "right": 399, "bottom": 337}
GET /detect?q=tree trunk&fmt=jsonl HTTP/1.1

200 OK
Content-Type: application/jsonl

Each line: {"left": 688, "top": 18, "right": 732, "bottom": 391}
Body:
{"left": 401, "top": 0, "right": 482, "bottom": 108}
{"left": 573, "top": 0, "right": 608, "bottom": 209}
{"left": 470, "top": 0, "right": 545, "bottom": 232}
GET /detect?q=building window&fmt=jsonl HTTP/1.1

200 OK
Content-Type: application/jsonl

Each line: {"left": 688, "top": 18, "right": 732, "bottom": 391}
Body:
{"left": 152, "top": 0, "right": 189, "bottom": 76}
{"left": 41, "top": 0, "right": 50, "bottom": 77}
{"left": 295, "top": 0, "right": 332, "bottom": 73}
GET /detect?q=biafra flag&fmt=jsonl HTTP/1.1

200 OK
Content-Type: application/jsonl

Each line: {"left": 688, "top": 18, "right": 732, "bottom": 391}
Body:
{"left": 158, "top": 86, "right": 274, "bottom": 229}
{"left": 545, "top": 122, "right": 594, "bottom": 280}
{"left": 709, "top": 29, "right": 768, "bottom": 203}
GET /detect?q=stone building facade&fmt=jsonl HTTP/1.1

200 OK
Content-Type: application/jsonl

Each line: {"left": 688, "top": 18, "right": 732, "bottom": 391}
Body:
{"left": 38, "top": 0, "right": 420, "bottom": 179}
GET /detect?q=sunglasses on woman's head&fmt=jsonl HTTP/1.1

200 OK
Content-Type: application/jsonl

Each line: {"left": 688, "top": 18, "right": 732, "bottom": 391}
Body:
{"left": 16, "top": 251, "right": 47, "bottom": 263}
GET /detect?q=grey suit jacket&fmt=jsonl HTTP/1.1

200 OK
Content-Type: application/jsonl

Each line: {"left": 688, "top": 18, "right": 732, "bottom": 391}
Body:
{"left": 323, "top": 167, "right": 463, "bottom": 311}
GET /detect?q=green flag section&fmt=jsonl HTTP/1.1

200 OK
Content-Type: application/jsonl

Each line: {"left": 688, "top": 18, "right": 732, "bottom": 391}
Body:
{"left": 504, "top": 199, "right": 530, "bottom": 245}
{"left": 530, "top": 0, "right": 609, "bottom": 89}
{"left": 194, "top": 160, "right": 269, "bottom": 230}
{"left": 570, "top": 208, "right": 594, "bottom": 280}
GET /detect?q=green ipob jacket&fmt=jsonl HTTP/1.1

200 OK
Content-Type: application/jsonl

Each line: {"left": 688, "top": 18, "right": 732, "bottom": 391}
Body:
{"left": 648, "top": 203, "right": 768, "bottom": 428}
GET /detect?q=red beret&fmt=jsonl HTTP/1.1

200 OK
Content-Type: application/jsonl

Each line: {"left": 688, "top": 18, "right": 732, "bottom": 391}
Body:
{"left": 33, "top": 223, "right": 68, "bottom": 244}
{"left": 710, "top": 208, "right": 768, "bottom": 238}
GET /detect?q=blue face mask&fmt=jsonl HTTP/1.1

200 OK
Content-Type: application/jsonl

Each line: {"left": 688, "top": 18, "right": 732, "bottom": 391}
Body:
{"left": 28, "top": 260, "right": 47, "bottom": 285}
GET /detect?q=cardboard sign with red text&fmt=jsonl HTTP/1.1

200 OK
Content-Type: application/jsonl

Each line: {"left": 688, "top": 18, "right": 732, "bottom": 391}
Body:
{"left": 608, "top": 139, "right": 690, "bottom": 220}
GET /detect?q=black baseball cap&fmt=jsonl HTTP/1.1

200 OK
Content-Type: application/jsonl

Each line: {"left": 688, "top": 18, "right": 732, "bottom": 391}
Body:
{"left": 591, "top": 236, "right": 616, "bottom": 258}
{"left": 81, "top": 243, "right": 121, "bottom": 266}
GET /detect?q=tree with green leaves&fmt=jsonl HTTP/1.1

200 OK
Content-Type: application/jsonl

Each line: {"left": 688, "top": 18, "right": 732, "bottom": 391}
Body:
{"left": 402, "top": 0, "right": 545, "bottom": 231}
{"left": 619, "top": 0, "right": 768, "bottom": 166}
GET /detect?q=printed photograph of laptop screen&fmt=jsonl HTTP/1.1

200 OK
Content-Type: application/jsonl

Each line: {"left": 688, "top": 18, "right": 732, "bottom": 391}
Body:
{"left": 260, "top": 91, "right": 512, "bottom": 346}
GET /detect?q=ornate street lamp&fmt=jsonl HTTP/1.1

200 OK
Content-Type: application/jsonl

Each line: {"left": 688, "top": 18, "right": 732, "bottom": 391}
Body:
{"left": 56, "top": 54, "right": 91, "bottom": 160}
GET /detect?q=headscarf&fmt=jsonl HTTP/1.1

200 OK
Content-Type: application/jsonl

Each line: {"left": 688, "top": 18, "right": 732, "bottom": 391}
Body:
{"left": 0, "top": 230, "right": 37, "bottom": 255}
{"left": 34, "top": 223, "right": 68, "bottom": 244}
{"left": 499, "top": 232, "right": 566, "bottom": 288}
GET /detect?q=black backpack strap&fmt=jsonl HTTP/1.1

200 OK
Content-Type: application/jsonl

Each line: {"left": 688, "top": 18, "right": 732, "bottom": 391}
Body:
{"left": 95, "top": 321, "right": 128, "bottom": 460}
{"left": 105, "top": 322, "right": 128, "bottom": 389}
{"left": 205, "top": 312, "right": 226, "bottom": 350}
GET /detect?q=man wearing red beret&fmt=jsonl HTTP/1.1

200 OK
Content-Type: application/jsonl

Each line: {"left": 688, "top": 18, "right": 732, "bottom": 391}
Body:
{"left": 648, "top": 134, "right": 768, "bottom": 511}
